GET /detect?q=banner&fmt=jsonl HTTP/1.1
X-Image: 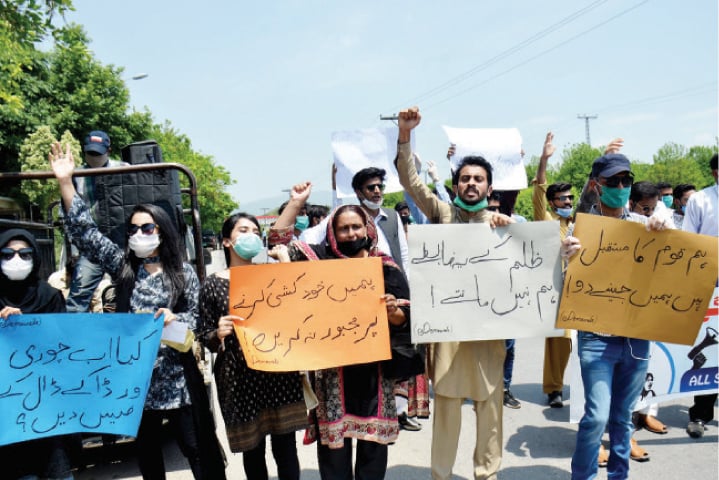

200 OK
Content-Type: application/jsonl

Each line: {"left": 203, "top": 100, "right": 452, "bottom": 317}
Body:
{"left": 442, "top": 126, "right": 526, "bottom": 190}
{"left": 0, "top": 313, "right": 160, "bottom": 446}
{"left": 570, "top": 288, "right": 719, "bottom": 423}
{"left": 557, "top": 214, "right": 718, "bottom": 344}
{"left": 229, "top": 257, "right": 391, "bottom": 371}
{"left": 408, "top": 221, "right": 564, "bottom": 343}
{"left": 331, "top": 127, "right": 415, "bottom": 198}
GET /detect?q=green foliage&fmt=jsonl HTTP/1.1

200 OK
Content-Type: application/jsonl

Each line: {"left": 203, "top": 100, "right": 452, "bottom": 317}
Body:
{"left": 19, "top": 126, "right": 80, "bottom": 218}
{"left": 383, "top": 191, "right": 405, "bottom": 208}
{"left": 149, "top": 122, "right": 238, "bottom": 232}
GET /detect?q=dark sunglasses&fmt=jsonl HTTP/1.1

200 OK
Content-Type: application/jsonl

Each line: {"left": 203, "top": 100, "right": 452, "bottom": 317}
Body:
{"left": 364, "top": 183, "right": 385, "bottom": 192}
{"left": 553, "top": 195, "right": 575, "bottom": 202}
{"left": 127, "top": 223, "right": 158, "bottom": 235}
{"left": 1, "top": 247, "right": 34, "bottom": 261}
{"left": 486, "top": 206, "right": 500, "bottom": 212}
{"left": 602, "top": 173, "right": 634, "bottom": 188}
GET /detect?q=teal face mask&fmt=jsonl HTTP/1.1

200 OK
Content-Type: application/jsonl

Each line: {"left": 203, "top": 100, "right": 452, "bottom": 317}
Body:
{"left": 295, "top": 215, "right": 309, "bottom": 231}
{"left": 233, "top": 233, "right": 263, "bottom": 260}
{"left": 453, "top": 196, "right": 488, "bottom": 212}
{"left": 662, "top": 195, "right": 673, "bottom": 208}
{"left": 599, "top": 186, "right": 631, "bottom": 209}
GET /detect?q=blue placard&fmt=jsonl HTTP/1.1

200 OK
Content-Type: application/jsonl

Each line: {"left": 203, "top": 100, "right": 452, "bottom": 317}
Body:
{"left": 0, "top": 313, "right": 161, "bottom": 446}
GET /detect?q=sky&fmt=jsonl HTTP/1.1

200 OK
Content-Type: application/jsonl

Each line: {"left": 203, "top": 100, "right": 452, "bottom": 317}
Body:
{"left": 67, "top": 0, "right": 717, "bottom": 214}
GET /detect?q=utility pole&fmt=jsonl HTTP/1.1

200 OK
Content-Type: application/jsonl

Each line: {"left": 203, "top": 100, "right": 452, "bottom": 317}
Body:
{"left": 577, "top": 114, "right": 597, "bottom": 145}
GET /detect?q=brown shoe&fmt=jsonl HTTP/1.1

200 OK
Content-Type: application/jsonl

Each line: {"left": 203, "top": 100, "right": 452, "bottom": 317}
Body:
{"left": 638, "top": 413, "right": 668, "bottom": 434}
{"left": 630, "top": 437, "right": 650, "bottom": 462}
{"left": 598, "top": 444, "right": 609, "bottom": 468}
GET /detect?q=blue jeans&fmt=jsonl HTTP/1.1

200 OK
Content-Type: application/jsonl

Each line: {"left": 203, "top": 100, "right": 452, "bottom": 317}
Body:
{"left": 571, "top": 333, "right": 649, "bottom": 480}
{"left": 66, "top": 255, "right": 104, "bottom": 312}
{"left": 504, "top": 339, "right": 515, "bottom": 389}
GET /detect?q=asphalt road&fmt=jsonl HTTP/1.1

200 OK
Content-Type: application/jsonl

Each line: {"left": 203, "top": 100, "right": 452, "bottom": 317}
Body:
{"left": 74, "top": 250, "right": 718, "bottom": 479}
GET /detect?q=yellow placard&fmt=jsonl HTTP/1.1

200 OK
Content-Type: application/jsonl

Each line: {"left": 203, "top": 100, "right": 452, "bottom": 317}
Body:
{"left": 229, "top": 257, "right": 391, "bottom": 371}
{"left": 557, "top": 214, "right": 718, "bottom": 345}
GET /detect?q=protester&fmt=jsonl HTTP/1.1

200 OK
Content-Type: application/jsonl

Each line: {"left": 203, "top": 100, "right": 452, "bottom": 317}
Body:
{"left": 563, "top": 151, "right": 670, "bottom": 480}
{"left": 287, "top": 201, "right": 411, "bottom": 480}
{"left": 198, "top": 212, "right": 307, "bottom": 480}
{"left": 0, "top": 229, "right": 78, "bottom": 480}
{"left": 48, "top": 143, "right": 226, "bottom": 480}
{"left": 395, "top": 106, "right": 513, "bottom": 480}
{"left": 671, "top": 183, "right": 696, "bottom": 230}
{"left": 682, "top": 153, "right": 718, "bottom": 439}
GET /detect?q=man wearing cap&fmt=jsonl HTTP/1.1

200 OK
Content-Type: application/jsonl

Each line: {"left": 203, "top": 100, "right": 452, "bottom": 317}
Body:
{"left": 65, "top": 130, "right": 128, "bottom": 313}
{"left": 561, "top": 152, "right": 669, "bottom": 480}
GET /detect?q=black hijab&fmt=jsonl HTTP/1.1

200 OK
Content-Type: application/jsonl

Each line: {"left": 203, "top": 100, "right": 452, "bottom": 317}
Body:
{"left": 0, "top": 229, "right": 65, "bottom": 313}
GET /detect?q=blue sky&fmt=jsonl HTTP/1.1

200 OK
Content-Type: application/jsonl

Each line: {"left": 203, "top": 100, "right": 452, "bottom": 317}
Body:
{"left": 68, "top": 0, "right": 717, "bottom": 213}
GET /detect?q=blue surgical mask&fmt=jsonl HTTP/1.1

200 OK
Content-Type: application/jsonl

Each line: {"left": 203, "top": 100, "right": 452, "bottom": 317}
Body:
{"left": 233, "top": 233, "right": 263, "bottom": 260}
{"left": 681, "top": 205, "right": 686, "bottom": 214}
{"left": 295, "top": 215, "right": 309, "bottom": 231}
{"left": 599, "top": 186, "right": 630, "bottom": 209}
{"left": 662, "top": 195, "right": 673, "bottom": 208}
{"left": 555, "top": 207, "right": 573, "bottom": 218}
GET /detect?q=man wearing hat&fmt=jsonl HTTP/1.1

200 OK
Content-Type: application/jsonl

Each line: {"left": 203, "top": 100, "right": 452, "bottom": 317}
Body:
{"left": 65, "top": 130, "right": 127, "bottom": 313}
{"left": 561, "top": 151, "right": 669, "bottom": 480}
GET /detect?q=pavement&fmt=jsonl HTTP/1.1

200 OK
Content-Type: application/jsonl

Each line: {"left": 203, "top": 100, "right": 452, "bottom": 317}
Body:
{"left": 74, "top": 250, "right": 718, "bottom": 479}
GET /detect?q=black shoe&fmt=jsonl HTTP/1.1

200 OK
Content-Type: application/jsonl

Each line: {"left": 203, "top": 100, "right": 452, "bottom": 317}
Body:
{"left": 503, "top": 389, "right": 521, "bottom": 409}
{"left": 398, "top": 412, "right": 422, "bottom": 431}
{"left": 687, "top": 420, "right": 706, "bottom": 438}
{"left": 548, "top": 390, "right": 563, "bottom": 408}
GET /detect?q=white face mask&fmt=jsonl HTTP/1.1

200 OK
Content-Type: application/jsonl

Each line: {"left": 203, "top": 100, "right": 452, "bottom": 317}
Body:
{"left": 128, "top": 233, "right": 161, "bottom": 258}
{"left": 1, "top": 256, "right": 33, "bottom": 281}
{"left": 361, "top": 198, "right": 383, "bottom": 210}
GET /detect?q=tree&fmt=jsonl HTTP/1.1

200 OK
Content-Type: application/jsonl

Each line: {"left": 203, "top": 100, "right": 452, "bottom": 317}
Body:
{"left": 148, "top": 122, "right": 237, "bottom": 233}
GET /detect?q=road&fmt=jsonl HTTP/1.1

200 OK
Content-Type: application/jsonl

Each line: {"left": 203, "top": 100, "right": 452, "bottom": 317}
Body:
{"left": 75, "top": 249, "right": 717, "bottom": 479}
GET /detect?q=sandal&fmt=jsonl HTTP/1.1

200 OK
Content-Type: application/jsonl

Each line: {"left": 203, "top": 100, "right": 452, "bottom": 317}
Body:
{"left": 630, "top": 437, "right": 650, "bottom": 462}
{"left": 598, "top": 444, "right": 609, "bottom": 468}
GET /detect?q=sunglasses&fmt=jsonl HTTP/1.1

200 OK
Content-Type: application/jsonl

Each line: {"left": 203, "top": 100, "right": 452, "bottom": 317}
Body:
{"left": 601, "top": 173, "right": 634, "bottom": 188}
{"left": 553, "top": 195, "right": 575, "bottom": 202}
{"left": 127, "top": 223, "right": 158, "bottom": 235}
{"left": 364, "top": 183, "right": 385, "bottom": 192}
{"left": 486, "top": 206, "right": 500, "bottom": 212}
{"left": 1, "top": 247, "right": 34, "bottom": 261}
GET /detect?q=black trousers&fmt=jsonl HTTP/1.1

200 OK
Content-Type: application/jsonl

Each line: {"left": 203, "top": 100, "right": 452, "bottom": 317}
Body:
{"left": 242, "top": 432, "right": 300, "bottom": 480}
{"left": 689, "top": 393, "right": 718, "bottom": 422}
{"left": 136, "top": 407, "right": 202, "bottom": 480}
{"left": 317, "top": 438, "right": 388, "bottom": 480}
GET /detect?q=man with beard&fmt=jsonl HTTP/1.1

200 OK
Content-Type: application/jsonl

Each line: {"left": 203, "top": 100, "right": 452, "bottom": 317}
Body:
{"left": 394, "top": 106, "right": 513, "bottom": 480}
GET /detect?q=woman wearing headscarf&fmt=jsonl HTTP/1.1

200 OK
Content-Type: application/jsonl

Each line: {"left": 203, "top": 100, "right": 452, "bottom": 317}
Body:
{"left": 286, "top": 196, "right": 411, "bottom": 480}
{"left": 0, "top": 228, "right": 77, "bottom": 480}
{"left": 48, "top": 143, "right": 225, "bottom": 480}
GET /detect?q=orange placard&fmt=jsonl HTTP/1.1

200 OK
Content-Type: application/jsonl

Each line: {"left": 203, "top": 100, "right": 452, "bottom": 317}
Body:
{"left": 229, "top": 257, "right": 391, "bottom": 371}
{"left": 557, "top": 214, "right": 718, "bottom": 344}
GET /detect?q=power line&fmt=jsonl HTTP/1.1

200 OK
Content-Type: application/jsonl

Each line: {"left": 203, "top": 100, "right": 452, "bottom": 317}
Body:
{"left": 422, "top": 0, "right": 650, "bottom": 111}
{"left": 387, "top": 0, "right": 611, "bottom": 112}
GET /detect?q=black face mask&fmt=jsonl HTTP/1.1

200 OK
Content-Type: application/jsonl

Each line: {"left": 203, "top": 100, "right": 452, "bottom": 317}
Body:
{"left": 336, "top": 237, "right": 371, "bottom": 257}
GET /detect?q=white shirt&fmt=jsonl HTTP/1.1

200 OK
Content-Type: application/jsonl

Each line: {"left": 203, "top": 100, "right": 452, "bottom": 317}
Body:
{"left": 682, "top": 184, "right": 718, "bottom": 237}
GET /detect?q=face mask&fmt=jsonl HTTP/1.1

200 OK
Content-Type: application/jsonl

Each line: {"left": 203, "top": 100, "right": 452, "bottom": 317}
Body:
{"left": 662, "top": 195, "right": 673, "bottom": 208}
{"left": 555, "top": 207, "right": 573, "bottom": 218}
{"left": 295, "top": 215, "right": 309, "bottom": 232}
{"left": 453, "top": 196, "right": 488, "bottom": 213}
{"left": 233, "top": 233, "right": 263, "bottom": 260}
{"left": 599, "top": 186, "right": 631, "bottom": 209}
{"left": 681, "top": 205, "right": 686, "bottom": 214}
{"left": 361, "top": 198, "right": 383, "bottom": 210}
{"left": 337, "top": 237, "right": 372, "bottom": 257}
{"left": 85, "top": 154, "right": 109, "bottom": 168}
{"left": 1, "top": 256, "right": 33, "bottom": 281}
{"left": 128, "top": 233, "right": 161, "bottom": 258}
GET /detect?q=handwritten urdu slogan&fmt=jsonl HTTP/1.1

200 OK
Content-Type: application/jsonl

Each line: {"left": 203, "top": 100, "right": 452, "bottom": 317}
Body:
{"left": 557, "top": 214, "right": 718, "bottom": 345}
{"left": 229, "top": 257, "right": 391, "bottom": 372}
{"left": 0, "top": 313, "right": 160, "bottom": 446}
{"left": 408, "top": 221, "right": 564, "bottom": 343}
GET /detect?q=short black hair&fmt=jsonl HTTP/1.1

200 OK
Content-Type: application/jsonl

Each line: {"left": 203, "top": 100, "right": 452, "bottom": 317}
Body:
{"left": 656, "top": 181, "right": 672, "bottom": 191}
{"left": 394, "top": 201, "right": 409, "bottom": 212}
{"left": 307, "top": 204, "right": 329, "bottom": 223}
{"left": 452, "top": 156, "right": 493, "bottom": 186}
{"left": 711, "top": 153, "right": 718, "bottom": 170}
{"left": 546, "top": 182, "right": 572, "bottom": 203}
{"left": 673, "top": 183, "right": 696, "bottom": 199}
{"left": 352, "top": 167, "right": 386, "bottom": 191}
{"left": 630, "top": 181, "right": 660, "bottom": 203}
{"left": 488, "top": 191, "right": 502, "bottom": 203}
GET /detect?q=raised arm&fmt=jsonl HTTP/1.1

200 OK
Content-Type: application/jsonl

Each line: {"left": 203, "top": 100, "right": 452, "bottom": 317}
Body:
{"left": 273, "top": 181, "right": 312, "bottom": 231}
{"left": 48, "top": 142, "right": 78, "bottom": 211}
